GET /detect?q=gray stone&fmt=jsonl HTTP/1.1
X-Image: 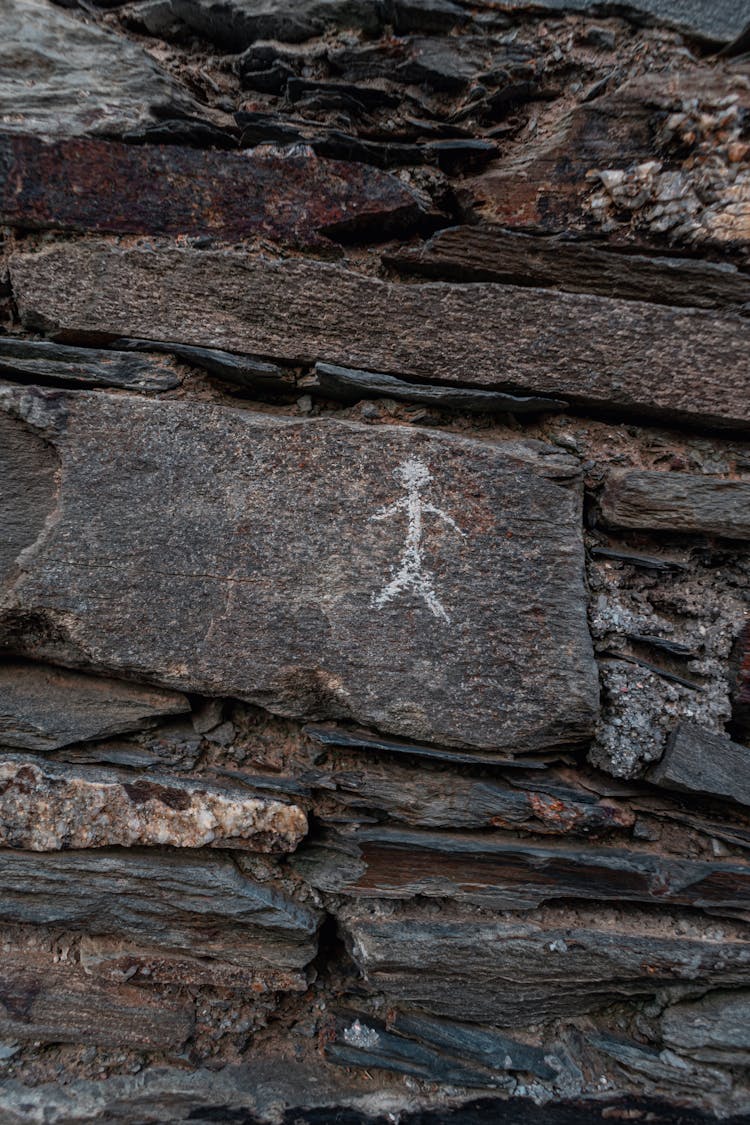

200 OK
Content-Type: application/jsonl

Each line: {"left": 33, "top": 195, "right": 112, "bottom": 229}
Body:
{"left": 9, "top": 242, "right": 749, "bottom": 431}
{"left": 0, "top": 337, "right": 179, "bottom": 392}
{"left": 171, "top": 0, "right": 383, "bottom": 49}
{"left": 649, "top": 722, "right": 750, "bottom": 809}
{"left": 482, "top": 0, "right": 750, "bottom": 45}
{"left": 0, "top": 848, "right": 320, "bottom": 969}
{"left": 0, "top": 0, "right": 204, "bottom": 138}
{"left": 601, "top": 470, "right": 750, "bottom": 540}
{"left": 662, "top": 990, "right": 750, "bottom": 1064}
{"left": 343, "top": 904, "right": 750, "bottom": 1024}
{"left": 0, "top": 383, "right": 597, "bottom": 753}
{"left": 0, "top": 660, "right": 190, "bottom": 752}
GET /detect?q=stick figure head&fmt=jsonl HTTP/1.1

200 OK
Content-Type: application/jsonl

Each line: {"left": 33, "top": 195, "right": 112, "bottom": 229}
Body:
{"left": 394, "top": 458, "right": 431, "bottom": 490}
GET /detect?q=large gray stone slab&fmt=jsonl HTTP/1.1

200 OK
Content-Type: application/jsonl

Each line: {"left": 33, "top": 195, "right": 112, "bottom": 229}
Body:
{"left": 9, "top": 242, "right": 749, "bottom": 431}
{"left": 0, "top": 0, "right": 203, "bottom": 138}
{"left": 0, "top": 383, "right": 597, "bottom": 752}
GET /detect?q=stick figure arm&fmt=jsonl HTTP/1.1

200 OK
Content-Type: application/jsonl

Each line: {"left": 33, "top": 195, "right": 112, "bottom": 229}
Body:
{"left": 371, "top": 498, "right": 407, "bottom": 522}
{"left": 424, "top": 503, "right": 466, "bottom": 537}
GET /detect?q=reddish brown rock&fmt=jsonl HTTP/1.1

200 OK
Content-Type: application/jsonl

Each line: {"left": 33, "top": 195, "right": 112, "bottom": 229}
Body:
{"left": 0, "top": 133, "right": 423, "bottom": 246}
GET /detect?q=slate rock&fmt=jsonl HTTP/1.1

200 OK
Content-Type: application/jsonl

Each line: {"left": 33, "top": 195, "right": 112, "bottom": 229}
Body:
{"left": 295, "top": 826, "right": 750, "bottom": 918}
{"left": 114, "top": 338, "right": 293, "bottom": 392}
{"left": 11, "top": 242, "right": 748, "bottom": 431}
{"left": 309, "top": 361, "right": 567, "bottom": 414}
{"left": 171, "top": 0, "right": 383, "bottom": 49}
{"left": 648, "top": 722, "right": 750, "bottom": 809}
{"left": 387, "top": 227, "right": 750, "bottom": 310}
{"left": 0, "top": 384, "right": 597, "bottom": 753}
{"left": 0, "top": 660, "right": 190, "bottom": 752}
{"left": 661, "top": 990, "right": 750, "bottom": 1064}
{"left": 600, "top": 470, "right": 750, "bottom": 540}
{"left": 0, "top": 848, "right": 320, "bottom": 969}
{"left": 0, "top": 0, "right": 203, "bottom": 138}
{"left": 0, "top": 336, "right": 179, "bottom": 392}
{"left": 483, "top": 0, "right": 750, "bottom": 44}
{"left": 0, "top": 942, "right": 194, "bottom": 1051}
{"left": 0, "top": 134, "right": 423, "bottom": 246}
{"left": 0, "top": 753, "right": 307, "bottom": 852}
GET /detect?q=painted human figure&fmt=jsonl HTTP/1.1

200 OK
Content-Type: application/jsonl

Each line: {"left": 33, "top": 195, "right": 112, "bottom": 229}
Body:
{"left": 371, "top": 458, "right": 465, "bottom": 623}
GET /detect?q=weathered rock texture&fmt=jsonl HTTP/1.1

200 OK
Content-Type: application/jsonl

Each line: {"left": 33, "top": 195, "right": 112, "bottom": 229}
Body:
{"left": 0, "top": 384, "right": 598, "bottom": 752}
{"left": 0, "top": 755, "right": 307, "bottom": 851}
{"left": 0, "top": 0, "right": 749, "bottom": 1120}
{"left": 10, "top": 243, "right": 749, "bottom": 430}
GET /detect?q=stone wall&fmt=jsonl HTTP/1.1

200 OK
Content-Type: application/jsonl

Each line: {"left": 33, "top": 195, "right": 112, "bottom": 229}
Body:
{"left": 0, "top": 0, "right": 749, "bottom": 1119}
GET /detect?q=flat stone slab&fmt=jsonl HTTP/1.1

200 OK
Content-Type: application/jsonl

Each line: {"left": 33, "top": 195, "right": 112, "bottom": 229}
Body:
{"left": 0, "top": 754, "right": 307, "bottom": 852}
{"left": 601, "top": 470, "right": 750, "bottom": 540}
{"left": 0, "top": 383, "right": 597, "bottom": 752}
{"left": 649, "top": 723, "right": 750, "bottom": 809}
{"left": 482, "top": 0, "right": 750, "bottom": 44}
{"left": 0, "top": 660, "right": 189, "bottom": 751}
{"left": 10, "top": 242, "right": 748, "bottom": 431}
{"left": 0, "top": 133, "right": 422, "bottom": 247}
{"left": 0, "top": 0, "right": 203, "bottom": 138}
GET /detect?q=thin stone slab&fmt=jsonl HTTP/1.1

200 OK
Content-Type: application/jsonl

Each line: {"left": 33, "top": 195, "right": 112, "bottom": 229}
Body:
{"left": 649, "top": 723, "right": 750, "bottom": 809}
{"left": 10, "top": 242, "right": 749, "bottom": 430}
{"left": 0, "top": 0, "right": 204, "bottom": 138}
{"left": 661, "top": 991, "right": 750, "bottom": 1064}
{"left": 0, "top": 337, "right": 179, "bottom": 392}
{"left": 600, "top": 470, "right": 750, "bottom": 540}
{"left": 478, "top": 0, "right": 750, "bottom": 44}
{"left": 0, "top": 754, "right": 307, "bottom": 851}
{"left": 0, "top": 383, "right": 597, "bottom": 752}
{"left": 0, "top": 660, "right": 189, "bottom": 752}
{"left": 0, "top": 133, "right": 423, "bottom": 246}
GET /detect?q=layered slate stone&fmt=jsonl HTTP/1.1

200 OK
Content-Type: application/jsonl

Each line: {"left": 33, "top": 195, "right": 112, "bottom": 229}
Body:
{"left": 649, "top": 724, "right": 750, "bottom": 809}
{"left": 484, "top": 0, "right": 749, "bottom": 44}
{"left": 0, "top": 755, "right": 307, "bottom": 852}
{"left": 601, "top": 470, "right": 750, "bottom": 540}
{"left": 0, "top": 660, "right": 189, "bottom": 751}
{"left": 0, "top": 383, "right": 597, "bottom": 752}
{"left": 0, "top": 134, "right": 423, "bottom": 246}
{"left": 343, "top": 904, "right": 750, "bottom": 1024}
{"left": 0, "top": 0, "right": 204, "bottom": 138}
{"left": 10, "top": 242, "right": 748, "bottom": 430}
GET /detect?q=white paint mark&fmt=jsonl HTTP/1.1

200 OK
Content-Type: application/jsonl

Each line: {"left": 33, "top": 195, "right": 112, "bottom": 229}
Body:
{"left": 371, "top": 458, "right": 465, "bottom": 624}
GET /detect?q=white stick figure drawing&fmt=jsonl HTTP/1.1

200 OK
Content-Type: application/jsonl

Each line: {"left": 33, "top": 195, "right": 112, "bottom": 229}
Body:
{"left": 371, "top": 458, "right": 465, "bottom": 623}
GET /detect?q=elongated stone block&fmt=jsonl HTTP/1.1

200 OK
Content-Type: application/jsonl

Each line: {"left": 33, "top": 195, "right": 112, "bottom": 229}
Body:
{"left": 0, "top": 755, "right": 307, "bottom": 852}
{"left": 0, "top": 383, "right": 597, "bottom": 752}
{"left": 649, "top": 723, "right": 750, "bottom": 809}
{"left": 10, "top": 242, "right": 749, "bottom": 430}
{"left": 0, "top": 660, "right": 189, "bottom": 752}
{"left": 601, "top": 470, "right": 750, "bottom": 540}
{"left": 0, "top": 134, "right": 422, "bottom": 246}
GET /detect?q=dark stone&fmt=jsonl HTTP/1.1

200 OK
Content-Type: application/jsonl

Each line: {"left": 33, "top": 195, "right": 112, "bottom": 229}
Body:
{"left": 0, "top": 0, "right": 204, "bottom": 137}
{"left": 12, "top": 243, "right": 748, "bottom": 431}
{"left": 0, "top": 659, "right": 190, "bottom": 752}
{"left": 309, "top": 361, "right": 567, "bottom": 414}
{"left": 648, "top": 722, "right": 750, "bottom": 809}
{"left": 343, "top": 905, "right": 750, "bottom": 1023}
{"left": 0, "top": 336, "right": 179, "bottom": 392}
{"left": 0, "top": 384, "right": 597, "bottom": 753}
{"left": 0, "top": 134, "right": 422, "bottom": 247}
{"left": 601, "top": 470, "right": 750, "bottom": 540}
{"left": 170, "top": 0, "right": 383, "bottom": 50}
{"left": 113, "top": 338, "right": 293, "bottom": 392}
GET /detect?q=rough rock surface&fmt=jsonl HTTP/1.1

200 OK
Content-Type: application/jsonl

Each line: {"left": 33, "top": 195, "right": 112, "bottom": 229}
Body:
{"left": 0, "top": 661, "right": 190, "bottom": 751}
{"left": 0, "top": 755, "right": 307, "bottom": 851}
{"left": 0, "top": 0, "right": 205, "bottom": 137}
{"left": 10, "top": 243, "right": 749, "bottom": 430}
{"left": 0, "top": 384, "right": 598, "bottom": 752}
